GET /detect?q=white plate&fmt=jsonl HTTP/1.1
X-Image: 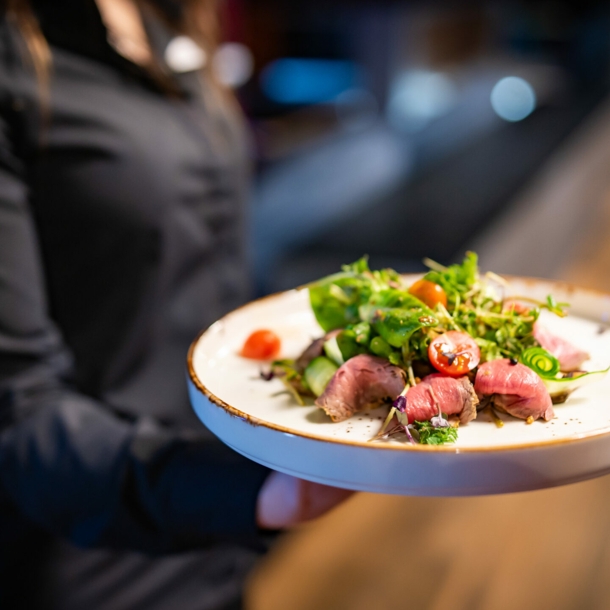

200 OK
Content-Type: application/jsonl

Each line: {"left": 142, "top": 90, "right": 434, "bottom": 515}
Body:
{"left": 187, "top": 277, "right": 610, "bottom": 496}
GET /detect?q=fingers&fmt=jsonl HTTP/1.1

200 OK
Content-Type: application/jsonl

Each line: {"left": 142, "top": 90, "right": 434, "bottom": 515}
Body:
{"left": 295, "top": 479, "right": 354, "bottom": 523}
{"left": 256, "top": 471, "right": 300, "bottom": 530}
{"left": 256, "top": 472, "right": 354, "bottom": 530}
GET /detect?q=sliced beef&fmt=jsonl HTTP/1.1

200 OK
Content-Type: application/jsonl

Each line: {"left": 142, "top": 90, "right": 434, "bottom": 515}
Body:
{"left": 315, "top": 354, "right": 405, "bottom": 422}
{"left": 404, "top": 374, "right": 478, "bottom": 425}
{"left": 533, "top": 323, "right": 589, "bottom": 372}
{"left": 296, "top": 330, "right": 341, "bottom": 372}
{"left": 475, "top": 359, "right": 554, "bottom": 421}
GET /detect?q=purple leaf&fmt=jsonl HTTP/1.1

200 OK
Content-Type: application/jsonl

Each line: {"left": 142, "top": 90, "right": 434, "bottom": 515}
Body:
{"left": 393, "top": 395, "right": 407, "bottom": 412}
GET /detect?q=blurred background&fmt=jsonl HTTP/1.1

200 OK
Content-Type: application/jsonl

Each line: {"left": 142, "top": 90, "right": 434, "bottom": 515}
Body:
{"left": 212, "top": 0, "right": 610, "bottom": 295}
{"left": 211, "top": 1, "right": 610, "bottom": 608}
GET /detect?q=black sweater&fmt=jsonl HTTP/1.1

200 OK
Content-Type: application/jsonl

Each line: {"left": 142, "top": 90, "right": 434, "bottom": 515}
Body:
{"left": 0, "top": 0, "right": 269, "bottom": 605}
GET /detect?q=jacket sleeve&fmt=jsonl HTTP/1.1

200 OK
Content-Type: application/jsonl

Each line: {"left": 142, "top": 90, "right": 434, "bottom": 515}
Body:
{"left": 0, "top": 113, "right": 270, "bottom": 554}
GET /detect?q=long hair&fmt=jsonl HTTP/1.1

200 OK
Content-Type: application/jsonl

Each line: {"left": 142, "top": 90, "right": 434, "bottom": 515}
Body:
{"left": 4, "top": 0, "right": 51, "bottom": 109}
{"left": 3, "top": 0, "right": 222, "bottom": 98}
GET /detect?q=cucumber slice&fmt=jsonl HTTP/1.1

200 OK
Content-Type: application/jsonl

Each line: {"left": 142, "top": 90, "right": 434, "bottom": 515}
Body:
{"left": 543, "top": 367, "right": 609, "bottom": 400}
{"left": 304, "top": 356, "right": 339, "bottom": 397}
{"left": 323, "top": 336, "right": 345, "bottom": 366}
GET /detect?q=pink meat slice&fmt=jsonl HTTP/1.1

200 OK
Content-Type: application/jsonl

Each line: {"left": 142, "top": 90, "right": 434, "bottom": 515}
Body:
{"left": 315, "top": 354, "right": 405, "bottom": 422}
{"left": 533, "top": 323, "right": 589, "bottom": 372}
{"left": 404, "top": 374, "right": 478, "bottom": 425}
{"left": 475, "top": 359, "right": 554, "bottom": 421}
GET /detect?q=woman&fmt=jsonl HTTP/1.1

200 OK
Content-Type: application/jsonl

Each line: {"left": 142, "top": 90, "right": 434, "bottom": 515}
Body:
{"left": 0, "top": 1, "right": 350, "bottom": 608}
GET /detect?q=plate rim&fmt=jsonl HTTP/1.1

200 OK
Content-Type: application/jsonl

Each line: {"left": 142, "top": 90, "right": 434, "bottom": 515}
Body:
{"left": 187, "top": 275, "right": 610, "bottom": 454}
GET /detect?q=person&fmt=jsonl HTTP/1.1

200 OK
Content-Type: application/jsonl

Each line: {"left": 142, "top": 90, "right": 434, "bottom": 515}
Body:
{"left": 0, "top": 1, "right": 351, "bottom": 608}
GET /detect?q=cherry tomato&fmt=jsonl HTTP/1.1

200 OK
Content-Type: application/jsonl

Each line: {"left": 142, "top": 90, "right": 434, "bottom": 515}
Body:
{"left": 428, "top": 331, "right": 480, "bottom": 376}
{"left": 240, "top": 329, "right": 281, "bottom": 360}
{"left": 504, "top": 301, "right": 530, "bottom": 315}
{"left": 408, "top": 279, "right": 448, "bottom": 309}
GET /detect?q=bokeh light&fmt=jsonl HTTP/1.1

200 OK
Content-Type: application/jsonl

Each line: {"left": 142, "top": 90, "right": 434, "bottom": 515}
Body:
{"left": 490, "top": 76, "right": 537, "bottom": 122}
{"left": 213, "top": 43, "right": 254, "bottom": 89}
{"left": 164, "top": 36, "right": 207, "bottom": 73}
{"left": 387, "top": 70, "right": 457, "bottom": 132}
{"left": 261, "top": 59, "right": 360, "bottom": 105}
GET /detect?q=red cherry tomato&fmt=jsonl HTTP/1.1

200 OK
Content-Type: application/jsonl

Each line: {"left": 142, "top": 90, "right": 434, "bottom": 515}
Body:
{"left": 504, "top": 301, "right": 530, "bottom": 315}
{"left": 408, "top": 279, "right": 448, "bottom": 309}
{"left": 240, "top": 329, "right": 281, "bottom": 360}
{"left": 428, "top": 331, "right": 480, "bottom": 376}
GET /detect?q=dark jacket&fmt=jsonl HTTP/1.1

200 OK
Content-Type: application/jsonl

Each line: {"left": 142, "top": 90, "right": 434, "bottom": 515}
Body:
{"left": 0, "top": 1, "right": 269, "bottom": 607}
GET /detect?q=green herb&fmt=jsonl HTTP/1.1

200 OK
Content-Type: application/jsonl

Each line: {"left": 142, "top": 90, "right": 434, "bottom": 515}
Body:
{"left": 308, "top": 257, "right": 403, "bottom": 332}
{"left": 271, "top": 359, "right": 312, "bottom": 400}
{"left": 309, "top": 274, "right": 373, "bottom": 332}
{"left": 545, "top": 295, "right": 569, "bottom": 318}
{"left": 423, "top": 251, "right": 479, "bottom": 308}
{"left": 414, "top": 420, "right": 458, "bottom": 445}
{"left": 335, "top": 329, "right": 368, "bottom": 361}
{"left": 307, "top": 252, "right": 561, "bottom": 368}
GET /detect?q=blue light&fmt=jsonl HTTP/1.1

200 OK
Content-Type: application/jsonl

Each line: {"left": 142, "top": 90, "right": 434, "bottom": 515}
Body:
{"left": 387, "top": 70, "right": 457, "bottom": 132}
{"left": 261, "top": 59, "right": 361, "bottom": 105}
{"left": 490, "top": 77, "right": 536, "bottom": 122}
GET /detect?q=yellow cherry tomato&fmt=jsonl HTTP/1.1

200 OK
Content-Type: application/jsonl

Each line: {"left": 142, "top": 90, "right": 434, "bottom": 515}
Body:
{"left": 408, "top": 279, "right": 448, "bottom": 309}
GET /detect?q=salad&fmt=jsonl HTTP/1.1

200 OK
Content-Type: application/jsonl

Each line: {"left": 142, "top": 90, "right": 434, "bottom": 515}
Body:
{"left": 256, "top": 253, "right": 608, "bottom": 445}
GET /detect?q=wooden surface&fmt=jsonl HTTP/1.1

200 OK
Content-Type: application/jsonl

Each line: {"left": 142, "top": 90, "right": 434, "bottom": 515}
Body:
{"left": 246, "top": 105, "right": 610, "bottom": 610}
{"left": 248, "top": 477, "right": 610, "bottom": 610}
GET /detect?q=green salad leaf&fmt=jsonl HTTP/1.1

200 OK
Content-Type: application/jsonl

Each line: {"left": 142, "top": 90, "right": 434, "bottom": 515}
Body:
{"left": 309, "top": 274, "right": 374, "bottom": 332}
{"left": 371, "top": 308, "right": 437, "bottom": 349}
{"left": 423, "top": 251, "right": 479, "bottom": 308}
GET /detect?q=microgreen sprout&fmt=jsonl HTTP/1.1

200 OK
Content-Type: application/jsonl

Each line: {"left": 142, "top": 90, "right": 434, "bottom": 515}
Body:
{"left": 430, "top": 413, "right": 451, "bottom": 429}
{"left": 426, "top": 385, "right": 450, "bottom": 429}
{"left": 406, "top": 363, "right": 417, "bottom": 388}
{"left": 430, "top": 414, "right": 451, "bottom": 429}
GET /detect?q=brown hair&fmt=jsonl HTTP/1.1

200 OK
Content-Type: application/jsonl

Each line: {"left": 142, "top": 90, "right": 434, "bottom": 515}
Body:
{"left": 3, "top": 0, "right": 222, "bottom": 98}
{"left": 4, "top": 0, "right": 51, "bottom": 108}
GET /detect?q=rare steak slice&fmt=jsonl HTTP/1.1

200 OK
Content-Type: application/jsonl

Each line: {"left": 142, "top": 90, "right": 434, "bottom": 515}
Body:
{"left": 404, "top": 374, "right": 478, "bottom": 425}
{"left": 533, "top": 323, "right": 589, "bottom": 372}
{"left": 475, "top": 359, "right": 554, "bottom": 421}
{"left": 315, "top": 354, "right": 405, "bottom": 422}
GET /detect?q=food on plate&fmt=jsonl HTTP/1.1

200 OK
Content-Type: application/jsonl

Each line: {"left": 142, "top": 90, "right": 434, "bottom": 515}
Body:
{"left": 475, "top": 359, "right": 554, "bottom": 422}
{"left": 240, "top": 329, "right": 281, "bottom": 360}
{"left": 399, "top": 373, "right": 478, "bottom": 425}
{"left": 314, "top": 354, "right": 405, "bottom": 422}
{"left": 295, "top": 329, "right": 341, "bottom": 371}
{"left": 252, "top": 252, "right": 607, "bottom": 445}
{"left": 428, "top": 331, "right": 480, "bottom": 376}
{"left": 407, "top": 279, "right": 448, "bottom": 309}
{"left": 304, "top": 356, "right": 339, "bottom": 398}
{"left": 533, "top": 323, "right": 589, "bottom": 372}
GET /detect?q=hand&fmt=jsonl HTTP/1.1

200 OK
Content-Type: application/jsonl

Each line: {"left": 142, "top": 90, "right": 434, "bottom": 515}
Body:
{"left": 256, "top": 471, "right": 354, "bottom": 530}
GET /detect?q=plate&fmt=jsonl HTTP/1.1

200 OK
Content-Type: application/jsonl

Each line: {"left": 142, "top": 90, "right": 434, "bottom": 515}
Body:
{"left": 187, "top": 276, "right": 610, "bottom": 496}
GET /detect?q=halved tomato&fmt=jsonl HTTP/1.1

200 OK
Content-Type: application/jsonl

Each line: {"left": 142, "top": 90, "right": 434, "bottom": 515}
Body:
{"left": 428, "top": 331, "right": 480, "bottom": 376}
{"left": 240, "top": 329, "right": 281, "bottom": 360}
{"left": 408, "top": 279, "right": 447, "bottom": 309}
